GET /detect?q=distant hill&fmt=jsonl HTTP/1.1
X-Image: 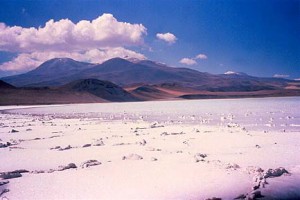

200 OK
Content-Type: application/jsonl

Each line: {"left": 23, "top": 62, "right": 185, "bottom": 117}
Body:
{"left": 61, "top": 79, "right": 139, "bottom": 102}
{"left": 0, "top": 79, "right": 139, "bottom": 105}
{"left": 0, "top": 80, "right": 16, "bottom": 89}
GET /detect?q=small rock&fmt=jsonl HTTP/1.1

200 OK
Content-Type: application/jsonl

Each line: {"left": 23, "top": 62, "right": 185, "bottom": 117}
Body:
{"left": 139, "top": 139, "right": 147, "bottom": 146}
{"left": 206, "top": 198, "right": 222, "bottom": 200}
{"left": 264, "top": 167, "right": 289, "bottom": 178}
{"left": 93, "top": 140, "right": 104, "bottom": 146}
{"left": 50, "top": 146, "right": 61, "bottom": 150}
{"left": 0, "top": 172, "right": 22, "bottom": 180}
{"left": 249, "top": 190, "right": 264, "bottom": 199}
{"left": 58, "top": 145, "right": 72, "bottom": 151}
{"left": 82, "top": 144, "right": 91, "bottom": 148}
{"left": 122, "top": 154, "right": 143, "bottom": 160}
{"left": 0, "top": 189, "right": 10, "bottom": 197}
{"left": 80, "top": 160, "right": 101, "bottom": 168}
{"left": 194, "top": 153, "right": 207, "bottom": 162}
{"left": 59, "top": 163, "right": 77, "bottom": 171}
{"left": 10, "top": 169, "right": 29, "bottom": 174}
{"left": 151, "top": 157, "right": 158, "bottom": 161}
{"left": 0, "top": 181, "right": 9, "bottom": 186}
{"left": 11, "top": 129, "right": 19, "bottom": 133}
{"left": 226, "top": 163, "right": 240, "bottom": 170}
{"left": 234, "top": 194, "right": 246, "bottom": 199}
{"left": 255, "top": 145, "right": 261, "bottom": 148}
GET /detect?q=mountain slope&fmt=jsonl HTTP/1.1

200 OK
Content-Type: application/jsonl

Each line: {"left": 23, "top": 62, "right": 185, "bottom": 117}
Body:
{"left": 2, "top": 58, "right": 95, "bottom": 87}
{"left": 60, "top": 79, "right": 139, "bottom": 102}
{"left": 0, "top": 80, "right": 16, "bottom": 89}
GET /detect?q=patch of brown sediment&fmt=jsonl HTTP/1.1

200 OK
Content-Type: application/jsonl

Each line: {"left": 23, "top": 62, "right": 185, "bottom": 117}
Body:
{"left": 179, "top": 89, "right": 300, "bottom": 99}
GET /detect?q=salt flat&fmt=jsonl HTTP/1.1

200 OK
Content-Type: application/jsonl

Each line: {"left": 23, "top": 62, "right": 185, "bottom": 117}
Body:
{"left": 0, "top": 97, "right": 300, "bottom": 200}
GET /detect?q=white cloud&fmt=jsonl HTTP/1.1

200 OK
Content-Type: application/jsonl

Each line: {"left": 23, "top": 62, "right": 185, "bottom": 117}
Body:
{"left": 0, "top": 13, "right": 147, "bottom": 52}
{"left": 195, "top": 54, "right": 207, "bottom": 60}
{"left": 156, "top": 32, "right": 177, "bottom": 44}
{"left": 179, "top": 58, "right": 197, "bottom": 65}
{"left": 0, "top": 13, "right": 148, "bottom": 73}
{"left": 224, "top": 71, "right": 239, "bottom": 75}
{"left": 273, "top": 74, "right": 289, "bottom": 78}
{"left": 179, "top": 53, "right": 208, "bottom": 66}
{"left": 0, "top": 47, "right": 146, "bottom": 72}
{"left": 295, "top": 78, "right": 300, "bottom": 81}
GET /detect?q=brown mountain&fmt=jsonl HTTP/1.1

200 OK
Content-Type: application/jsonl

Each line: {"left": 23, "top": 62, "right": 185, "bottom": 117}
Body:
{"left": 0, "top": 79, "right": 139, "bottom": 105}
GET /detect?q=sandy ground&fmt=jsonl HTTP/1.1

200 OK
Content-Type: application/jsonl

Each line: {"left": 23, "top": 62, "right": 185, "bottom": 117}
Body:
{"left": 0, "top": 102, "right": 300, "bottom": 200}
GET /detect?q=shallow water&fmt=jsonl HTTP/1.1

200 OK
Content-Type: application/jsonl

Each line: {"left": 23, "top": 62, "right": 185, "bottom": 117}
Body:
{"left": 1, "top": 97, "right": 300, "bottom": 132}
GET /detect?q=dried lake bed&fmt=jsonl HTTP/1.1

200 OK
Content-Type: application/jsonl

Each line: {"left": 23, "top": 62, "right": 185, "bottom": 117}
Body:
{"left": 1, "top": 97, "right": 300, "bottom": 199}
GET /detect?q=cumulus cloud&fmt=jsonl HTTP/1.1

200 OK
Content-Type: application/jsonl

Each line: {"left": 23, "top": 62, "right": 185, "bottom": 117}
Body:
{"left": 273, "top": 74, "right": 289, "bottom": 78}
{"left": 156, "top": 32, "right": 177, "bottom": 44}
{"left": 195, "top": 54, "right": 207, "bottom": 60}
{"left": 179, "top": 58, "right": 197, "bottom": 65}
{"left": 0, "top": 47, "right": 146, "bottom": 72}
{"left": 0, "top": 13, "right": 147, "bottom": 52}
{"left": 0, "top": 13, "right": 148, "bottom": 73}
{"left": 179, "top": 53, "right": 208, "bottom": 65}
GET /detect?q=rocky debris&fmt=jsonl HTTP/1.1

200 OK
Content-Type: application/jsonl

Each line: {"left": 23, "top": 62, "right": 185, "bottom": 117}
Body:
{"left": 146, "top": 147, "right": 162, "bottom": 151}
{"left": 58, "top": 163, "right": 77, "bottom": 171}
{"left": 122, "top": 154, "right": 143, "bottom": 160}
{"left": 234, "top": 194, "right": 246, "bottom": 199}
{"left": 0, "top": 172, "right": 22, "bottom": 180}
{"left": 50, "top": 146, "right": 61, "bottom": 150}
{"left": 82, "top": 144, "right": 91, "bottom": 148}
{"left": 138, "top": 139, "right": 147, "bottom": 146}
{"left": 0, "top": 181, "right": 9, "bottom": 186}
{"left": 93, "top": 140, "right": 105, "bottom": 146}
{"left": 246, "top": 166, "right": 264, "bottom": 174}
{"left": 255, "top": 145, "right": 261, "bottom": 148}
{"left": 58, "top": 145, "right": 72, "bottom": 151}
{"left": 150, "top": 122, "right": 164, "bottom": 128}
{"left": 206, "top": 197, "right": 222, "bottom": 200}
{"left": 0, "top": 142, "right": 11, "bottom": 148}
{"left": 31, "top": 170, "right": 46, "bottom": 174}
{"left": 151, "top": 157, "right": 158, "bottom": 161}
{"left": 263, "top": 167, "right": 289, "bottom": 178}
{"left": 10, "top": 169, "right": 29, "bottom": 174}
{"left": 171, "top": 131, "right": 186, "bottom": 135}
{"left": 225, "top": 163, "right": 240, "bottom": 170}
{"left": 11, "top": 129, "right": 19, "bottom": 133}
{"left": 0, "top": 189, "right": 9, "bottom": 197}
{"left": 244, "top": 166, "right": 289, "bottom": 199}
{"left": 194, "top": 153, "right": 207, "bottom": 162}
{"left": 248, "top": 190, "right": 264, "bottom": 199}
{"left": 227, "top": 123, "right": 239, "bottom": 128}
{"left": 80, "top": 160, "right": 101, "bottom": 168}
{"left": 160, "top": 132, "right": 169, "bottom": 136}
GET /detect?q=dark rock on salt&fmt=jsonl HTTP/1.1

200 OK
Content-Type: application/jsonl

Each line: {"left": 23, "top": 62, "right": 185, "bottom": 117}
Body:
{"left": 264, "top": 167, "right": 289, "bottom": 178}
{"left": 11, "top": 129, "right": 19, "bottom": 133}
{"left": 82, "top": 144, "right": 91, "bottom": 148}
{"left": 59, "top": 163, "right": 77, "bottom": 171}
{"left": 0, "top": 181, "right": 9, "bottom": 186}
{"left": 80, "top": 160, "right": 101, "bottom": 168}
{"left": 234, "top": 194, "right": 246, "bottom": 199}
{"left": 0, "top": 172, "right": 22, "bottom": 180}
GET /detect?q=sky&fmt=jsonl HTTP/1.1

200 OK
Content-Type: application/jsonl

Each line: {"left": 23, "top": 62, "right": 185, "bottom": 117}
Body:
{"left": 0, "top": 0, "right": 299, "bottom": 79}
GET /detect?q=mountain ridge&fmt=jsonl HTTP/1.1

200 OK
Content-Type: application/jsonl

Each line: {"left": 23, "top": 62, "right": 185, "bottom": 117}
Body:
{"left": 1, "top": 57, "right": 299, "bottom": 93}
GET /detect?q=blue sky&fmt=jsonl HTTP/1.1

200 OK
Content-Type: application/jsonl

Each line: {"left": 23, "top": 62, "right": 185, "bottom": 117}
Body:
{"left": 0, "top": 0, "right": 299, "bottom": 79}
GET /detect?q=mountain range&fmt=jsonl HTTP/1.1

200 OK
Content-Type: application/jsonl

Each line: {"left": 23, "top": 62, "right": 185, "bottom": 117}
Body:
{"left": 1, "top": 57, "right": 300, "bottom": 105}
